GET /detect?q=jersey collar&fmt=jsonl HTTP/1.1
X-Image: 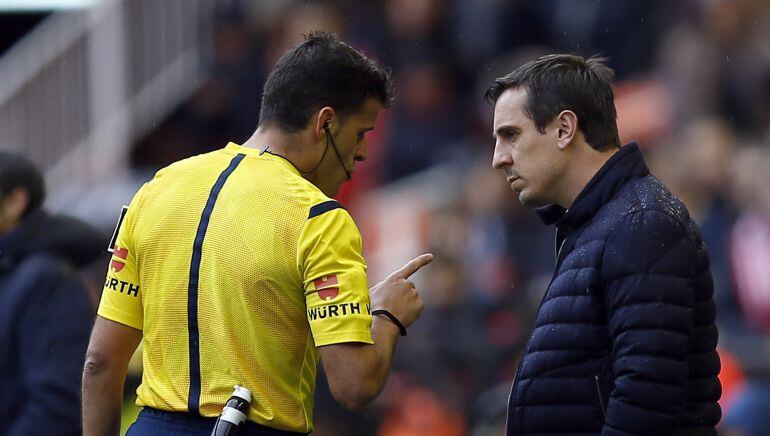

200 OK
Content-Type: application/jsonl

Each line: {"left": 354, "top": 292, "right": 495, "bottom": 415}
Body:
{"left": 223, "top": 142, "right": 301, "bottom": 176}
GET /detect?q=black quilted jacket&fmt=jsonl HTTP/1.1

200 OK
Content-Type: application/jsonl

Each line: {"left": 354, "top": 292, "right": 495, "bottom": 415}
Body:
{"left": 506, "top": 143, "right": 721, "bottom": 435}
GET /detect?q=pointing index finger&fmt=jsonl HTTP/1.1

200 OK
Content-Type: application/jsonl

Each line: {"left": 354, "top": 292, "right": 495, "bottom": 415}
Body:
{"left": 393, "top": 253, "right": 434, "bottom": 279}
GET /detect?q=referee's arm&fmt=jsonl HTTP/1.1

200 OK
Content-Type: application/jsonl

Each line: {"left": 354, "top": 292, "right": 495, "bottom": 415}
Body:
{"left": 82, "top": 316, "right": 142, "bottom": 436}
{"left": 319, "top": 254, "right": 432, "bottom": 410}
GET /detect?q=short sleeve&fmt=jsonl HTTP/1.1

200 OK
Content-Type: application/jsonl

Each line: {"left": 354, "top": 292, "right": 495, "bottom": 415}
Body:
{"left": 97, "top": 185, "right": 145, "bottom": 330}
{"left": 298, "top": 202, "right": 372, "bottom": 347}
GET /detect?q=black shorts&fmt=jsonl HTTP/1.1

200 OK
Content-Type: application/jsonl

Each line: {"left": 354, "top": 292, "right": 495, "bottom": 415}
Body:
{"left": 126, "top": 407, "right": 305, "bottom": 436}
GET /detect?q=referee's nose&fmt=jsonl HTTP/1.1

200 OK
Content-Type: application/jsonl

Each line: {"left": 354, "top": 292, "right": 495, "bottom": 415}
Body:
{"left": 354, "top": 142, "right": 368, "bottom": 164}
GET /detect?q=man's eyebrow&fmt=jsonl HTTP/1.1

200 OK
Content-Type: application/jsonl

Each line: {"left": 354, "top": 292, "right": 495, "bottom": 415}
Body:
{"left": 493, "top": 125, "right": 520, "bottom": 138}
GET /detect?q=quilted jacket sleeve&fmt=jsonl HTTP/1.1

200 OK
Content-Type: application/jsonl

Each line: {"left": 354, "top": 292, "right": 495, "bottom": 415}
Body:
{"left": 600, "top": 209, "right": 696, "bottom": 435}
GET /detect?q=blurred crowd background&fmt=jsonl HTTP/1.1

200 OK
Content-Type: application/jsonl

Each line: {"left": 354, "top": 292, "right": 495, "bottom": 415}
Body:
{"left": 2, "top": 0, "right": 770, "bottom": 434}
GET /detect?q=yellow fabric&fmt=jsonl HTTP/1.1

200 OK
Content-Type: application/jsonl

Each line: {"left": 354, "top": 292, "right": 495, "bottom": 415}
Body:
{"left": 97, "top": 142, "right": 372, "bottom": 433}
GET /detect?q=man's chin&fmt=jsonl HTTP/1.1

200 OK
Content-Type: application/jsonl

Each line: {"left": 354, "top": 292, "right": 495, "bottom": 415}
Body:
{"left": 518, "top": 190, "right": 547, "bottom": 208}
{"left": 323, "top": 186, "right": 340, "bottom": 197}
{"left": 323, "top": 181, "right": 344, "bottom": 197}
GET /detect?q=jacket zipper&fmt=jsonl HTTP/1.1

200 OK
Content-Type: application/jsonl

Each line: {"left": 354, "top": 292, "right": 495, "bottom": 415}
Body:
{"left": 548, "top": 227, "right": 569, "bottom": 282}
{"left": 508, "top": 228, "right": 570, "bottom": 429}
{"left": 594, "top": 375, "right": 607, "bottom": 419}
{"left": 556, "top": 230, "right": 567, "bottom": 262}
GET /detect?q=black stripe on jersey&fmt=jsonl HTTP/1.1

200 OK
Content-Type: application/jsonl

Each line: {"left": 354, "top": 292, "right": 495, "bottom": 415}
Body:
{"left": 187, "top": 153, "right": 245, "bottom": 415}
{"left": 308, "top": 200, "right": 343, "bottom": 219}
{"left": 107, "top": 205, "right": 129, "bottom": 252}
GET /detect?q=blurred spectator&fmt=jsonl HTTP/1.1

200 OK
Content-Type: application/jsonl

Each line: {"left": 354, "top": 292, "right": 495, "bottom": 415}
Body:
{"left": 0, "top": 151, "right": 102, "bottom": 435}
{"left": 649, "top": 118, "right": 743, "bottom": 330}
{"left": 383, "top": 0, "right": 449, "bottom": 69}
{"left": 377, "top": 383, "right": 467, "bottom": 436}
{"left": 534, "top": 0, "right": 673, "bottom": 79}
{"left": 729, "top": 146, "right": 770, "bottom": 332}
{"left": 384, "top": 61, "right": 463, "bottom": 180}
{"left": 721, "top": 379, "right": 770, "bottom": 436}
{"left": 716, "top": 348, "right": 770, "bottom": 436}
{"left": 659, "top": 0, "right": 770, "bottom": 134}
{"left": 718, "top": 347, "right": 747, "bottom": 413}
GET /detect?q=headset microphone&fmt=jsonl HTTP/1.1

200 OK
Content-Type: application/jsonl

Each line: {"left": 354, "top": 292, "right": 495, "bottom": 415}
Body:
{"left": 266, "top": 121, "right": 352, "bottom": 180}
{"left": 324, "top": 122, "right": 352, "bottom": 181}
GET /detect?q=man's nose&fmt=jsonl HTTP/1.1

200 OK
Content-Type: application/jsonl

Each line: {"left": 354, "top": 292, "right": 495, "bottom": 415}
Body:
{"left": 492, "top": 143, "right": 511, "bottom": 169}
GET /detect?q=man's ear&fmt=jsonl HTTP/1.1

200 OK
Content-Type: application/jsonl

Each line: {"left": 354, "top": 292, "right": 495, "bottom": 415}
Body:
{"left": 555, "top": 110, "right": 578, "bottom": 150}
{"left": 314, "top": 106, "right": 336, "bottom": 139}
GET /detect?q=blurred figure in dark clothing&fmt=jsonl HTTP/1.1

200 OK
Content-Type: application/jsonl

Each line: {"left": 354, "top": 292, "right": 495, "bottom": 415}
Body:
{"left": 0, "top": 151, "right": 103, "bottom": 435}
{"left": 533, "top": 0, "right": 673, "bottom": 80}
{"left": 384, "top": 61, "right": 463, "bottom": 180}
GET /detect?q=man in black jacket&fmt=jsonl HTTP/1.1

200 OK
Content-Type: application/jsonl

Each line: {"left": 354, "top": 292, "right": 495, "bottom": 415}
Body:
{"left": 485, "top": 55, "right": 721, "bottom": 435}
{"left": 0, "top": 151, "right": 102, "bottom": 435}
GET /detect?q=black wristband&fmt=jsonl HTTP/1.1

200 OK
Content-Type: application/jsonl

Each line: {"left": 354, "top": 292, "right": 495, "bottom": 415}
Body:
{"left": 371, "top": 309, "right": 407, "bottom": 336}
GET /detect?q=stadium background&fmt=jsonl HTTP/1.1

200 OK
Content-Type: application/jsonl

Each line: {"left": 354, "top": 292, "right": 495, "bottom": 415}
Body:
{"left": 2, "top": 0, "right": 770, "bottom": 434}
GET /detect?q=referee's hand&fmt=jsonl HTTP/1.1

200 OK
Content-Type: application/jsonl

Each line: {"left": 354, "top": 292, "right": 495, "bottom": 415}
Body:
{"left": 370, "top": 253, "right": 434, "bottom": 329}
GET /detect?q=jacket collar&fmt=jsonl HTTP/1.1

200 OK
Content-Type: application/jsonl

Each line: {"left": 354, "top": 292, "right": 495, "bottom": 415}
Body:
{"left": 536, "top": 142, "right": 649, "bottom": 228}
{"left": 0, "top": 211, "right": 43, "bottom": 256}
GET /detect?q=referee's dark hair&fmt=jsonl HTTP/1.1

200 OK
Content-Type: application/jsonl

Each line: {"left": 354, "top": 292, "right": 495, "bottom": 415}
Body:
{"left": 259, "top": 31, "right": 394, "bottom": 132}
{"left": 485, "top": 54, "right": 621, "bottom": 152}
{"left": 0, "top": 151, "right": 45, "bottom": 217}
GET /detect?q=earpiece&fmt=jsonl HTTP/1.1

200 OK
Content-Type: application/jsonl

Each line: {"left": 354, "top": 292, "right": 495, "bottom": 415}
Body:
{"left": 321, "top": 118, "right": 352, "bottom": 181}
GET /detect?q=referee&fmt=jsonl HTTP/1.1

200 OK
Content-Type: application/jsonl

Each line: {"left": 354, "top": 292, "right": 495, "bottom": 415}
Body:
{"left": 82, "top": 32, "right": 432, "bottom": 435}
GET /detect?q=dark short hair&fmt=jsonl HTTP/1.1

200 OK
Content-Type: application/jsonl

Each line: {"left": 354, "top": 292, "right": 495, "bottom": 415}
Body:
{"left": 0, "top": 151, "right": 45, "bottom": 216}
{"left": 259, "top": 31, "right": 394, "bottom": 132}
{"left": 485, "top": 54, "right": 620, "bottom": 151}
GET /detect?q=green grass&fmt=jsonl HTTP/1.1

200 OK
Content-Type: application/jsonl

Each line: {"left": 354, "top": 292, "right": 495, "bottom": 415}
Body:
{"left": 120, "top": 394, "right": 142, "bottom": 435}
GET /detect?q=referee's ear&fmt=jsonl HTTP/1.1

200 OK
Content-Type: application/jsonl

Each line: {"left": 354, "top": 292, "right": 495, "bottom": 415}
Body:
{"left": 314, "top": 106, "right": 336, "bottom": 139}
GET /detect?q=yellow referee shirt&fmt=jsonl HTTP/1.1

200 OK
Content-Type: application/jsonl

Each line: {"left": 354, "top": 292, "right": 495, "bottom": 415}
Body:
{"left": 97, "top": 142, "right": 373, "bottom": 433}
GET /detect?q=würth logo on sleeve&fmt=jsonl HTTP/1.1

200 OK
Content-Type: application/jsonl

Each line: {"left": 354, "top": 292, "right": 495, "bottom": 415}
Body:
{"left": 111, "top": 247, "right": 128, "bottom": 272}
{"left": 314, "top": 275, "right": 339, "bottom": 301}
